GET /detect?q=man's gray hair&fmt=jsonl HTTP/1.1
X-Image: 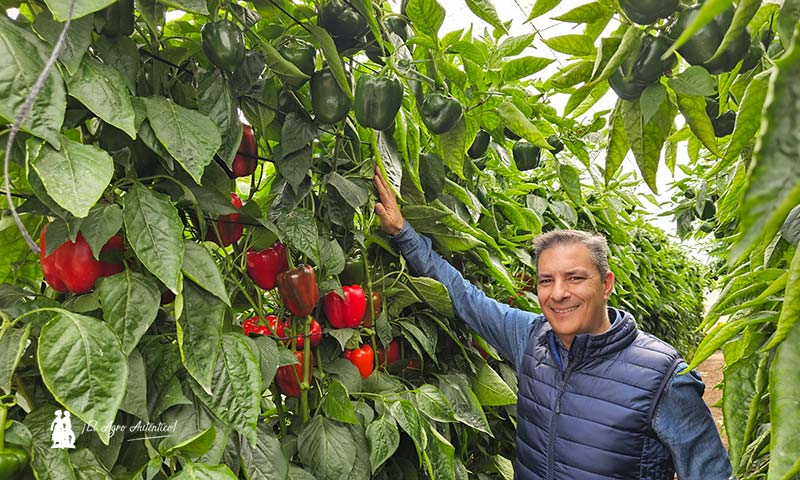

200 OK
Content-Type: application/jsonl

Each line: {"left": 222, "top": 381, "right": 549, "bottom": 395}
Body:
{"left": 532, "top": 230, "right": 610, "bottom": 277}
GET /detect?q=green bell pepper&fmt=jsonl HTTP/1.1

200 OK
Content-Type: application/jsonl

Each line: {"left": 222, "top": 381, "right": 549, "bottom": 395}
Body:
{"left": 96, "top": 0, "right": 135, "bottom": 37}
{"left": 354, "top": 74, "right": 403, "bottom": 130}
{"left": 618, "top": 0, "right": 678, "bottom": 25}
{"left": 310, "top": 68, "right": 352, "bottom": 124}
{"left": 420, "top": 92, "right": 463, "bottom": 134}
{"left": 201, "top": 20, "right": 245, "bottom": 73}
{"left": 667, "top": 5, "right": 751, "bottom": 74}
{"left": 609, "top": 34, "right": 675, "bottom": 100}
{"left": 468, "top": 130, "right": 490, "bottom": 159}
{"left": 512, "top": 141, "right": 541, "bottom": 171}
{"left": 278, "top": 39, "right": 316, "bottom": 77}
{"left": 547, "top": 135, "right": 564, "bottom": 155}
{"left": 318, "top": 0, "right": 368, "bottom": 51}
{"left": 705, "top": 98, "right": 736, "bottom": 137}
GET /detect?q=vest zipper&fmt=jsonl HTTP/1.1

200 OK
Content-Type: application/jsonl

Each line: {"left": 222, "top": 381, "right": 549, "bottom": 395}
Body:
{"left": 547, "top": 364, "right": 574, "bottom": 480}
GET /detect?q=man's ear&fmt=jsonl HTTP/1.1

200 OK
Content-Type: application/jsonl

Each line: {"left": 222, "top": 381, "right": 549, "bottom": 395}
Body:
{"left": 603, "top": 271, "right": 615, "bottom": 300}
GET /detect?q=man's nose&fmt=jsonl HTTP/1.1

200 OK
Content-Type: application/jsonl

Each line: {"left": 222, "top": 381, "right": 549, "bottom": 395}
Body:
{"left": 551, "top": 278, "right": 570, "bottom": 300}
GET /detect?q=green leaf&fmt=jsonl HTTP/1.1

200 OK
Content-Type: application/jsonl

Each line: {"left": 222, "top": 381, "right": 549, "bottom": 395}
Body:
{"left": 0, "top": 14, "right": 66, "bottom": 148}
{"left": 501, "top": 56, "right": 555, "bottom": 81}
{"left": 142, "top": 96, "right": 221, "bottom": 184}
{"left": 733, "top": 31, "right": 800, "bottom": 261}
{"left": 424, "top": 423, "right": 455, "bottom": 480}
{"left": 321, "top": 380, "right": 359, "bottom": 424}
{"left": 33, "top": 10, "right": 93, "bottom": 75}
{"left": 496, "top": 33, "right": 536, "bottom": 58}
{"left": 297, "top": 416, "right": 356, "bottom": 480}
{"left": 167, "top": 462, "right": 237, "bottom": 480}
{"left": 388, "top": 400, "right": 426, "bottom": 453}
{"left": 496, "top": 101, "right": 550, "bottom": 149}
{"left": 639, "top": 83, "right": 667, "bottom": 124}
{"left": 366, "top": 416, "right": 400, "bottom": 474}
{"left": 415, "top": 384, "right": 457, "bottom": 422}
{"left": 24, "top": 405, "right": 79, "bottom": 480}
{"left": 319, "top": 237, "right": 346, "bottom": 277}
{"left": 719, "top": 72, "right": 769, "bottom": 173}
{"left": 179, "top": 280, "right": 224, "bottom": 394}
{"left": 42, "top": 0, "right": 114, "bottom": 20}
{"left": 80, "top": 204, "right": 123, "bottom": 259}
{"left": 552, "top": 1, "right": 613, "bottom": 23}
{"left": 406, "top": 0, "right": 446, "bottom": 37}
{"left": 621, "top": 96, "right": 676, "bottom": 193}
{"left": 327, "top": 172, "right": 369, "bottom": 209}
{"left": 408, "top": 276, "right": 455, "bottom": 319}
{"left": 436, "top": 374, "right": 491, "bottom": 434}
{"left": 276, "top": 208, "right": 320, "bottom": 265}
{"left": 97, "top": 270, "right": 160, "bottom": 356}
{"left": 191, "top": 333, "right": 261, "bottom": 445}
{"left": 763, "top": 247, "right": 800, "bottom": 351}
{"left": 245, "top": 336, "right": 280, "bottom": 392}
{"left": 778, "top": 0, "right": 800, "bottom": 48}
{"left": 526, "top": 0, "right": 561, "bottom": 21}
{"left": 769, "top": 303, "right": 800, "bottom": 480}
{"left": 31, "top": 138, "right": 113, "bottom": 218}
{"left": 675, "top": 93, "right": 721, "bottom": 156}
{"left": 0, "top": 324, "right": 30, "bottom": 393}
{"left": 439, "top": 116, "right": 467, "bottom": 179}
{"left": 69, "top": 56, "right": 136, "bottom": 138}
{"left": 542, "top": 34, "right": 596, "bottom": 56}
{"left": 159, "top": 0, "right": 209, "bottom": 14}
{"left": 38, "top": 311, "right": 127, "bottom": 445}
{"left": 464, "top": 0, "right": 506, "bottom": 34}
{"left": 663, "top": 0, "right": 732, "bottom": 57}
{"left": 197, "top": 70, "right": 241, "bottom": 169}
{"left": 182, "top": 241, "right": 231, "bottom": 306}
{"left": 122, "top": 184, "right": 184, "bottom": 293}
{"left": 666, "top": 66, "right": 717, "bottom": 97}
{"left": 120, "top": 349, "right": 149, "bottom": 422}
{"left": 708, "top": 0, "right": 760, "bottom": 63}
{"left": 588, "top": 25, "right": 642, "bottom": 86}
{"left": 557, "top": 163, "right": 582, "bottom": 205}
{"left": 472, "top": 362, "right": 516, "bottom": 406}
{"left": 306, "top": 25, "right": 351, "bottom": 100}
{"left": 241, "top": 423, "right": 289, "bottom": 480}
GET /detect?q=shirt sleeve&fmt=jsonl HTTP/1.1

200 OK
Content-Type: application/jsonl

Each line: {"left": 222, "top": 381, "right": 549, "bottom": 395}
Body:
{"left": 391, "top": 221, "right": 539, "bottom": 368}
{"left": 652, "top": 361, "right": 734, "bottom": 479}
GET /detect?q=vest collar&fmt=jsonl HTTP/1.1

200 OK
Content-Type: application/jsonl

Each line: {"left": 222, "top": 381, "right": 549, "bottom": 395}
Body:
{"left": 540, "top": 308, "right": 639, "bottom": 365}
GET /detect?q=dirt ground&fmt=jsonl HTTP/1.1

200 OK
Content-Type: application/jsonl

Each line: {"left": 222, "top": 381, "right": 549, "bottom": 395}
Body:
{"left": 695, "top": 350, "right": 727, "bottom": 448}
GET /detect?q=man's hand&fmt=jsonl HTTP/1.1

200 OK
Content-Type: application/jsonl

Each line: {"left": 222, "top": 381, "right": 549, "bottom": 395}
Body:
{"left": 373, "top": 167, "right": 404, "bottom": 235}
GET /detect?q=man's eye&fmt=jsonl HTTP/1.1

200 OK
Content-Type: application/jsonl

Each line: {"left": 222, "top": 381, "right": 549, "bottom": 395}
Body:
{"left": 538, "top": 279, "right": 551, "bottom": 285}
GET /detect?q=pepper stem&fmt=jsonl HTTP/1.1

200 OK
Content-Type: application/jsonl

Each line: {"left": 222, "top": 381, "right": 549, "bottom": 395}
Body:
{"left": 300, "top": 313, "right": 313, "bottom": 424}
{"left": 0, "top": 393, "right": 15, "bottom": 450}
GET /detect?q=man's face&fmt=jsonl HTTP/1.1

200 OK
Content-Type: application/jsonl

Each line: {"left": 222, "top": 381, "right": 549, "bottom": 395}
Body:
{"left": 536, "top": 243, "right": 614, "bottom": 348}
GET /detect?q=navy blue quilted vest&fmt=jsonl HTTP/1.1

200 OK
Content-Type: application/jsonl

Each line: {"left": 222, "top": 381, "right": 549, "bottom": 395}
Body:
{"left": 514, "top": 310, "right": 681, "bottom": 479}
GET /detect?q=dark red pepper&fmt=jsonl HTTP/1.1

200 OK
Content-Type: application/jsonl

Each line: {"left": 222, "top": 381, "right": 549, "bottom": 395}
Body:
{"left": 39, "top": 224, "right": 125, "bottom": 294}
{"left": 345, "top": 344, "right": 374, "bottom": 378}
{"left": 276, "top": 265, "right": 319, "bottom": 317}
{"left": 323, "top": 284, "right": 366, "bottom": 328}
{"left": 242, "top": 315, "right": 284, "bottom": 337}
{"left": 231, "top": 124, "right": 258, "bottom": 178}
{"left": 276, "top": 350, "right": 313, "bottom": 397}
{"left": 246, "top": 242, "right": 289, "bottom": 290}
{"left": 377, "top": 339, "right": 400, "bottom": 370}
{"left": 285, "top": 317, "right": 322, "bottom": 349}
{"left": 207, "top": 193, "right": 244, "bottom": 247}
{"left": 361, "top": 291, "right": 381, "bottom": 327}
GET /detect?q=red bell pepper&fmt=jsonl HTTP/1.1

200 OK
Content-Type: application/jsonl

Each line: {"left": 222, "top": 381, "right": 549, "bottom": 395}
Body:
{"left": 207, "top": 193, "right": 243, "bottom": 247}
{"left": 323, "top": 284, "right": 367, "bottom": 328}
{"left": 242, "top": 315, "right": 284, "bottom": 337}
{"left": 286, "top": 317, "right": 322, "bottom": 349}
{"left": 246, "top": 242, "right": 289, "bottom": 290}
{"left": 39, "top": 224, "right": 125, "bottom": 294}
{"left": 276, "top": 350, "right": 313, "bottom": 397}
{"left": 277, "top": 265, "right": 319, "bottom": 317}
{"left": 345, "top": 344, "right": 374, "bottom": 378}
{"left": 377, "top": 339, "right": 400, "bottom": 370}
{"left": 231, "top": 124, "right": 258, "bottom": 178}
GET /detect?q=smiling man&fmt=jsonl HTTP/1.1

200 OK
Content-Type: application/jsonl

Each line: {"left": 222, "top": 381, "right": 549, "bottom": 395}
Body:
{"left": 373, "top": 169, "right": 732, "bottom": 480}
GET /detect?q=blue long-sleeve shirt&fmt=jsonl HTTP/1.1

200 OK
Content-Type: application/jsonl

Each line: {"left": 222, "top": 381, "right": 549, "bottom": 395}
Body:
{"left": 392, "top": 221, "right": 733, "bottom": 479}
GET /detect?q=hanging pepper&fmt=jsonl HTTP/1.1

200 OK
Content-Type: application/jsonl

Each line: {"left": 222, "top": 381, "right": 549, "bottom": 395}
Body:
{"left": 317, "top": 0, "right": 368, "bottom": 51}
{"left": 277, "top": 265, "right": 319, "bottom": 317}
{"left": 345, "top": 344, "right": 374, "bottom": 378}
{"left": 512, "top": 141, "right": 541, "bottom": 171}
{"left": 276, "top": 351, "right": 313, "bottom": 397}
{"left": 242, "top": 315, "right": 284, "bottom": 337}
{"left": 377, "top": 339, "right": 400, "bottom": 370}
{"left": 0, "top": 394, "right": 29, "bottom": 480}
{"left": 207, "top": 193, "right": 244, "bottom": 247}
{"left": 323, "top": 285, "right": 367, "bottom": 329}
{"left": 246, "top": 242, "right": 289, "bottom": 290}
{"left": 231, "top": 124, "right": 258, "bottom": 178}
{"left": 420, "top": 92, "right": 464, "bottom": 134}
{"left": 468, "top": 130, "right": 490, "bottom": 159}
{"left": 353, "top": 74, "right": 403, "bottom": 131}
{"left": 667, "top": 5, "right": 750, "bottom": 74}
{"left": 547, "top": 135, "right": 564, "bottom": 155}
{"left": 201, "top": 20, "right": 245, "bottom": 73}
{"left": 618, "top": 0, "right": 678, "bottom": 25}
{"left": 39, "top": 224, "right": 125, "bottom": 294}
{"left": 705, "top": 98, "right": 736, "bottom": 137}
{"left": 278, "top": 39, "right": 317, "bottom": 77}
{"left": 310, "top": 68, "right": 352, "bottom": 124}
{"left": 361, "top": 292, "right": 381, "bottom": 327}
{"left": 338, "top": 257, "right": 365, "bottom": 285}
{"left": 609, "top": 34, "right": 676, "bottom": 100}
{"left": 285, "top": 318, "right": 323, "bottom": 349}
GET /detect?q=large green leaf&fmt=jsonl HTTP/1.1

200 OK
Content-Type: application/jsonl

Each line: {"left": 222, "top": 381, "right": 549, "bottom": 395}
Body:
{"left": 241, "top": 424, "right": 289, "bottom": 480}
{"left": 43, "top": 0, "right": 115, "bottom": 20}
{"left": 38, "top": 311, "right": 127, "bottom": 445}
{"left": 182, "top": 241, "right": 230, "bottom": 306}
{"left": 406, "top": 0, "right": 446, "bottom": 37}
{"left": 191, "top": 333, "right": 261, "bottom": 444}
{"left": 675, "top": 93, "right": 721, "bottom": 156}
{"left": 297, "top": 415, "right": 356, "bottom": 480}
{"left": 605, "top": 99, "right": 629, "bottom": 183}
{"left": 621, "top": 96, "right": 676, "bottom": 193}
{"left": 68, "top": 56, "right": 136, "bottom": 138}
{"left": 167, "top": 463, "right": 237, "bottom": 479}
{"left": 718, "top": 73, "right": 769, "bottom": 173}
{"left": 388, "top": 400, "right": 426, "bottom": 454}
{"left": 197, "top": 70, "right": 241, "bottom": 169}
{"left": 366, "top": 416, "right": 400, "bottom": 474}
{"left": 526, "top": 0, "right": 561, "bottom": 20}
{"left": 142, "top": 96, "right": 221, "bottom": 184}
{"left": 415, "top": 384, "right": 456, "bottom": 423}
{"left": 472, "top": 362, "right": 516, "bottom": 406}
{"left": 500, "top": 56, "right": 554, "bottom": 82}
{"left": 496, "top": 101, "right": 550, "bottom": 149}
{"left": 436, "top": 374, "right": 491, "bottom": 434}
{"left": 0, "top": 324, "right": 30, "bottom": 392}
{"left": 23, "top": 405, "right": 79, "bottom": 480}
{"left": 424, "top": 423, "right": 455, "bottom": 480}
{"left": 0, "top": 14, "right": 66, "bottom": 148}
{"left": 97, "top": 270, "right": 160, "bottom": 356}
{"left": 769, "top": 308, "right": 800, "bottom": 480}
{"left": 463, "top": 0, "right": 506, "bottom": 34}
{"left": 178, "top": 280, "right": 224, "bottom": 394}
{"left": 32, "top": 138, "right": 113, "bottom": 218}
{"left": 122, "top": 184, "right": 184, "bottom": 293}
{"left": 33, "top": 10, "right": 93, "bottom": 75}
{"left": 542, "top": 34, "right": 595, "bottom": 56}
{"left": 733, "top": 29, "right": 800, "bottom": 261}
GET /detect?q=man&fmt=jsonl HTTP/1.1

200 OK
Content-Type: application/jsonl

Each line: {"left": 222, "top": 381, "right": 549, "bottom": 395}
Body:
{"left": 373, "top": 168, "right": 732, "bottom": 479}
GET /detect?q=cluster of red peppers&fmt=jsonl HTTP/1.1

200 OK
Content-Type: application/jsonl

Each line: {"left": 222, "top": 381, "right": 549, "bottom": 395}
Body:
{"left": 39, "top": 224, "right": 124, "bottom": 294}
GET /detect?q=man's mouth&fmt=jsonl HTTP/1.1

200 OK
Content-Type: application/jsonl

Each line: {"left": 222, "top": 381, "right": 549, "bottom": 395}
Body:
{"left": 550, "top": 306, "right": 579, "bottom": 314}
